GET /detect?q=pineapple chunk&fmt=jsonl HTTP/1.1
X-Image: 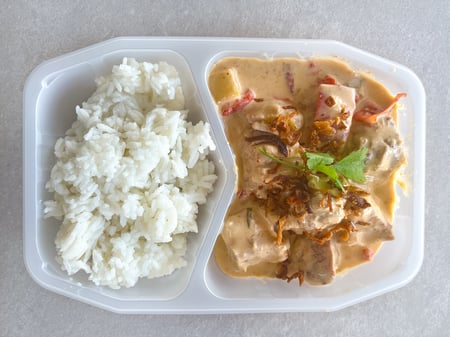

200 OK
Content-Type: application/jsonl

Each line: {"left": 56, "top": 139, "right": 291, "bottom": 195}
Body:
{"left": 209, "top": 68, "right": 241, "bottom": 103}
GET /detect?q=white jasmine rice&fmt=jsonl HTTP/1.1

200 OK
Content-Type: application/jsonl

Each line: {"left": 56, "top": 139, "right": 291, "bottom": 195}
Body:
{"left": 44, "top": 58, "right": 217, "bottom": 289}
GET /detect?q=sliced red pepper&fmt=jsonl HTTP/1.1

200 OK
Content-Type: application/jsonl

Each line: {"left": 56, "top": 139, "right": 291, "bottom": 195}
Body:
{"left": 273, "top": 96, "right": 293, "bottom": 103}
{"left": 353, "top": 93, "right": 407, "bottom": 124}
{"left": 284, "top": 64, "right": 295, "bottom": 94}
{"left": 320, "top": 75, "right": 337, "bottom": 85}
{"left": 221, "top": 89, "right": 255, "bottom": 116}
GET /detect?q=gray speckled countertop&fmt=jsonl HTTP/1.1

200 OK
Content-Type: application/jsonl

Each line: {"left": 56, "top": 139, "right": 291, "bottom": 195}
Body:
{"left": 1, "top": 0, "right": 448, "bottom": 336}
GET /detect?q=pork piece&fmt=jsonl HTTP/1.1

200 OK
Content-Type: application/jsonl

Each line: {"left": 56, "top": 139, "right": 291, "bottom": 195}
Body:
{"left": 315, "top": 84, "right": 356, "bottom": 122}
{"left": 313, "top": 84, "right": 356, "bottom": 150}
{"left": 279, "top": 192, "right": 393, "bottom": 285}
{"left": 281, "top": 235, "right": 337, "bottom": 285}
{"left": 282, "top": 190, "right": 391, "bottom": 239}
{"left": 346, "top": 194, "right": 394, "bottom": 244}
{"left": 245, "top": 99, "right": 303, "bottom": 145}
{"left": 221, "top": 207, "right": 289, "bottom": 272}
{"left": 283, "top": 191, "right": 346, "bottom": 234}
{"left": 238, "top": 99, "right": 304, "bottom": 199}
{"left": 237, "top": 139, "right": 276, "bottom": 199}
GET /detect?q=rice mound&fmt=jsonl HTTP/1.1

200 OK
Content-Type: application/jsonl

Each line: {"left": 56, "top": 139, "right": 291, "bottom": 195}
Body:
{"left": 44, "top": 58, "right": 217, "bottom": 289}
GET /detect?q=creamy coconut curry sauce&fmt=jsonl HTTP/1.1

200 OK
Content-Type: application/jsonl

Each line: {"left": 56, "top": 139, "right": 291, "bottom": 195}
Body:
{"left": 208, "top": 57, "right": 406, "bottom": 285}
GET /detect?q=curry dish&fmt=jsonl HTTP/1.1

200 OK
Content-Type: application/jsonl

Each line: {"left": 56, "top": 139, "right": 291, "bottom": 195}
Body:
{"left": 208, "top": 57, "right": 406, "bottom": 285}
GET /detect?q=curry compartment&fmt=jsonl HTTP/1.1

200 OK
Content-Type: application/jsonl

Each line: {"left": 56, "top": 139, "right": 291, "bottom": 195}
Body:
{"left": 206, "top": 55, "right": 406, "bottom": 293}
{"left": 201, "top": 45, "right": 423, "bottom": 303}
{"left": 23, "top": 37, "right": 425, "bottom": 313}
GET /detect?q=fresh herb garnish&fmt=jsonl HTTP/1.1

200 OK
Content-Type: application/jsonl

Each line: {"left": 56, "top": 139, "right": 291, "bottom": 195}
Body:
{"left": 305, "top": 152, "right": 334, "bottom": 168}
{"left": 333, "top": 148, "right": 368, "bottom": 183}
{"left": 258, "top": 146, "right": 368, "bottom": 191}
{"left": 257, "top": 147, "right": 305, "bottom": 170}
{"left": 306, "top": 159, "right": 344, "bottom": 191}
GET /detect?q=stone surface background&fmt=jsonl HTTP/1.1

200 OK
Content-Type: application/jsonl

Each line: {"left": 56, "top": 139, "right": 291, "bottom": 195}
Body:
{"left": 1, "top": 1, "right": 448, "bottom": 336}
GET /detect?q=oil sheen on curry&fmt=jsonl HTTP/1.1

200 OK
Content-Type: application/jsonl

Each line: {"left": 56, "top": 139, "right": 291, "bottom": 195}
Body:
{"left": 208, "top": 57, "right": 406, "bottom": 286}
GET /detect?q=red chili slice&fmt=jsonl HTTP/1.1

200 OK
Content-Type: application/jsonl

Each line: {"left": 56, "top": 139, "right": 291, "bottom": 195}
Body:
{"left": 353, "top": 93, "right": 407, "bottom": 124}
{"left": 320, "top": 75, "right": 337, "bottom": 85}
{"left": 284, "top": 64, "right": 295, "bottom": 94}
{"left": 221, "top": 89, "right": 255, "bottom": 116}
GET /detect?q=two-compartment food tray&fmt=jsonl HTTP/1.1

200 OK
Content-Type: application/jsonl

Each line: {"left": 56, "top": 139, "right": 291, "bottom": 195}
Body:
{"left": 23, "top": 37, "right": 425, "bottom": 313}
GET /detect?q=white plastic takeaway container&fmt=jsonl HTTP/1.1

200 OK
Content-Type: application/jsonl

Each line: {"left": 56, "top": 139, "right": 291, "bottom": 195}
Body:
{"left": 23, "top": 37, "right": 425, "bottom": 314}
